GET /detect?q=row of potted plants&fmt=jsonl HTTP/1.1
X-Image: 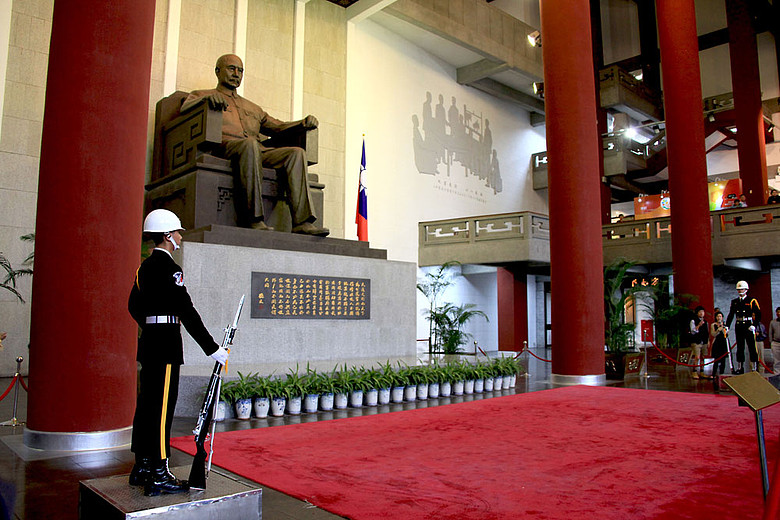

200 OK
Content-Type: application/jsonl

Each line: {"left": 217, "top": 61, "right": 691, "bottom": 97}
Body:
{"left": 218, "top": 357, "right": 523, "bottom": 420}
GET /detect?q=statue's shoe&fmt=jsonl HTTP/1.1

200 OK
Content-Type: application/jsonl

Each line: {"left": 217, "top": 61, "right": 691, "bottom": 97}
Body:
{"left": 251, "top": 220, "right": 274, "bottom": 231}
{"left": 292, "top": 222, "right": 329, "bottom": 237}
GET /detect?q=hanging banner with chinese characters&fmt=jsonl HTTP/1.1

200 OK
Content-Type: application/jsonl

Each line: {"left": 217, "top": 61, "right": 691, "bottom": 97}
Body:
{"left": 250, "top": 272, "right": 370, "bottom": 320}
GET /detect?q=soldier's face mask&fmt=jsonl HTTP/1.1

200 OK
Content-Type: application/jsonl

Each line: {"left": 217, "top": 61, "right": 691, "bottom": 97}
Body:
{"left": 165, "top": 232, "right": 180, "bottom": 251}
{"left": 738, "top": 289, "right": 748, "bottom": 297}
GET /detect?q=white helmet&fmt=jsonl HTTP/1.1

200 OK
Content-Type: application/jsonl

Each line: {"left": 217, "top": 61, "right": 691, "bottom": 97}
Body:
{"left": 143, "top": 209, "right": 184, "bottom": 233}
{"left": 736, "top": 280, "right": 749, "bottom": 290}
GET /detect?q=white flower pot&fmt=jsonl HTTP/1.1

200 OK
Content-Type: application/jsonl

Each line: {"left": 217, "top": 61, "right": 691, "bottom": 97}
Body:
{"left": 510, "top": 374, "right": 517, "bottom": 387}
{"left": 215, "top": 400, "right": 228, "bottom": 422}
{"left": 484, "top": 377, "right": 494, "bottom": 391}
{"left": 464, "top": 380, "right": 475, "bottom": 394}
{"left": 334, "top": 392, "right": 348, "bottom": 409}
{"left": 287, "top": 396, "right": 302, "bottom": 415}
{"left": 303, "top": 393, "right": 319, "bottom": 413}
{"left": 235, "top": 398, "right": 252, "bottom": 419}
{"left": 494, "top": 376, "right": 503, "bottom": 390}
{"left": 253, "top": 397, "right": 270, "bottom": 418}
{"left": 404, "top": 385, "right": 417, "bottom": 401}
{"left": 365, "top": 388, "right": 379, "bottom": 406}
{"left": 474, "top": 379, "right": 484, "bottom": 393}
{"left": 453, "top": 380, "right": 465, "bottom": 395}
{"left": 270, "top": 397, "right": 286, "bottom": 416}
{"left": 428, "top": 382, "right": 440, "bottom": 399}
{"left": 391, "top": 386, "right": 405, "bottom": 403}
{"left": 350, "top": 390, "right": 364, "bottom": 407}
{"left": 320, "top": 392, "right": 334, "bottom": 411}
{"left": 502, "top": 375, "right": 511, "bottom": 388}
{"left": 416, "top": 383, "right": 429, "bottom": 400}
{"left": 440, "top": 381, "right": 452, "bottom": 397}
{"left": 378, "top": 388, "right": 391, "bottom": 405}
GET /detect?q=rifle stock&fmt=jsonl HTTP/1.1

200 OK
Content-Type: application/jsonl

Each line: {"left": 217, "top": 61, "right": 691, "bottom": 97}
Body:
{"left": 188, "top": 295, "right": 244, "bottom": 490}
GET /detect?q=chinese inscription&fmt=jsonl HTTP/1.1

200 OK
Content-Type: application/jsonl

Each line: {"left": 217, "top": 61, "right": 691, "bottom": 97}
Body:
{"left": 250, "top": 272, "right": 370, "bottom": 319}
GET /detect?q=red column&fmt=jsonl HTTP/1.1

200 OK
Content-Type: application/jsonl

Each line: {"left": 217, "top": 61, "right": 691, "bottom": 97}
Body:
{"left": 727, "top": 0, "right": 768, "bottom": 206}
{"left": 26, "top": 0, "right": 155, "bottom": 442}
{"left": 540, "top": 0, "right": 605, "bottom": 379}
{"left": 497, "top": 268, "right": 528, "bottom": 351}
{"left": 656, "top": 0, "right": 714, "bottom": 314}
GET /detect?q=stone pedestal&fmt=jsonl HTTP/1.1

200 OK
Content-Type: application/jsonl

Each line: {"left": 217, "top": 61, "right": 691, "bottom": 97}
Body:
{"left": 79, "top": 467, "right": 261, "bottom": 519}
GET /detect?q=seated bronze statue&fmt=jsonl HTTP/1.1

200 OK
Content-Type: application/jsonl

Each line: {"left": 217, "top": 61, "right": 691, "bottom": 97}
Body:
{"left": 179, "top": 54, "right": 328, "bottom": 237}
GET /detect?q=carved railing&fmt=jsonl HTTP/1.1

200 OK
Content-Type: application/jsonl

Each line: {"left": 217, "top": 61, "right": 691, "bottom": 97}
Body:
{"left": 420, "top": 206, "right": 780, "bottom": 268}
{"left": 418, "top": 212, "right": 549, "bottom": 267}
{"left": 602, "top": 206, "right": 780, "bottom": 265}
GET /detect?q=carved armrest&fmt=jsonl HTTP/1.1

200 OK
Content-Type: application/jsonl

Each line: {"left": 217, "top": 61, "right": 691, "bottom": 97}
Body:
{"left": 261, "top": 126, "right": 319, "bottom": 166}
{"left": 152, "top": 92, "right": 225, "bottom": 184}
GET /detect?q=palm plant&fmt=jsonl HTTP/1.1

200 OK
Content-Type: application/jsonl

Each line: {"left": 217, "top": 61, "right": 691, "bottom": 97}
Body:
{"left": 425, "top": 302, "right": 489, "bottom": 354}
{"left": 1, "top": 233, "right": 34, "bottom": 303}
{"left": 604, "top": 258, "right": 642, "bottom": 353}
{"left": 417, "top": 261, "right": 461, "bottom": 352}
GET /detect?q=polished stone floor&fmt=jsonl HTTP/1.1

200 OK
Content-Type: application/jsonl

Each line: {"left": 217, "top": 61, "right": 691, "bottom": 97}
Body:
{"left": 0, "top": 348, "right": 735, "bottom": 519}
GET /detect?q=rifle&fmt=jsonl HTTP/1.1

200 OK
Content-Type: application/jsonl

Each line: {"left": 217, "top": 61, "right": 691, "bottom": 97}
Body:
{"left": 188, "top": 294, "right": 244, "bottom": 490}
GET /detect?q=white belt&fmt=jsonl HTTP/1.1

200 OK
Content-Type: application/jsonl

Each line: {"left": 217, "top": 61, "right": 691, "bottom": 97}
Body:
{"left": 145, "top": 316, "right": 180, "bottom": 324}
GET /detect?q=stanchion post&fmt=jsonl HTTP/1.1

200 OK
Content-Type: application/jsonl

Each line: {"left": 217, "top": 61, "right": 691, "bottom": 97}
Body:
{"left": 1, "top": 356, "right": 25, "bottom": 427}
{"left": 756, "top": 409, "right": 770, "bottom": 498}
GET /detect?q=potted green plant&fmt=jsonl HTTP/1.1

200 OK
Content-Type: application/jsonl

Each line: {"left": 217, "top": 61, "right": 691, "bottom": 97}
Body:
{"left": 362, "top": 366, "right": 385, "bottom": 406}
{"left": 417, "top": 261, "right": 461, "bottom": 353}
{"left": 222, "top": 371, "right": 255, "bottom": 420}
{"left": 427, "top": 361, "right": 443, "bottom": 398}
{"left": 268, "top": 377, "right": 288, "bottom": 417}
{"left": 373, "top": 363, "right": 394, "bottom": 404}
{"left": 284, "top": 367, "right": 306, "bottom": 415}
{"left": 424, "top": 302, "right": 489, "bottom": 354}
{"left": 462, "top": 362, "right": 476, "bottom": 394}
{"left": 332, "top": 365, "right": 352, "bottom": 409}
{"left": 603, "top": 258, "right": 646, "bottom": 379}
{"left": 396, "top": 364, "right": 417, "bottom": 401}
{"left": 348, "top": 366, "right": 370, "bottom": 408}
{"left": 302, "top": 364, "right": 320, "bottom": 413}
{"left": 314, "top": 370, "right": 337, "bottom": 411}
{"left": 473, "top": 361, "right": 490, "bottom": 392}
{"left": 251, "top": 373, "right": 273, "bottom": 418}
{"left": 381, "top": 361, "right": 405, "bottom": 403}
{"left": 408, "top": 365, "right": 431, "bottom": 400}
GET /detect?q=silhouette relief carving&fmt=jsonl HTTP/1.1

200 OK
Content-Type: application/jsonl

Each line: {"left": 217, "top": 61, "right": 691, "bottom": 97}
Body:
{"left": 413, "top": 91, "right": 502, "bottom": 195}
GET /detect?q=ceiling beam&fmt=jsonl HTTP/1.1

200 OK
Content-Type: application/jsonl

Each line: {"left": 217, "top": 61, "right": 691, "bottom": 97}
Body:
{"left": 346, "top": 0, "right": 398, "bottom": 23}
{"left": 456, "top": 59, "right": 510, "bottom": 85}
{"left": 466, "top": 77, "right": 545, "bottom": 115}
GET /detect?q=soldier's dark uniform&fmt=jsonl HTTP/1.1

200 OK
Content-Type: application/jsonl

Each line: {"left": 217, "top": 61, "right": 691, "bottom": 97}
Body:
{"left": 128, "top": 248, "right": 219, "bottom": 463}
{"left": 726, "top": 295, "right": 761, "bottom": 372}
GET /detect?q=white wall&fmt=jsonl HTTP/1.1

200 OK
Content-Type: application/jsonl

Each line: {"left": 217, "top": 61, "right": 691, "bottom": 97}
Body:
{"left": 345, "top": 19, "right": 548, "bottom": 263}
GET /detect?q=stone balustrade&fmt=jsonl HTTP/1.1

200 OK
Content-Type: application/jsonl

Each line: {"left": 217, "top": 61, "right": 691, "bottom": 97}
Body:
{"left": 419, "top": 206, "right": 780, "bottom": 268}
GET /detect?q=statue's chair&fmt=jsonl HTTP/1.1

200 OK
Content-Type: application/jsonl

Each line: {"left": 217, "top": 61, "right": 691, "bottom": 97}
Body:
{"left": 146, "top": 91, "right": 324, "bottom": 232}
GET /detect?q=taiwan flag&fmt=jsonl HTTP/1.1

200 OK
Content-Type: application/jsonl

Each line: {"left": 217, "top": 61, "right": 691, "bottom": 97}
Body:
{"left": 355, "top": 140, "right": 368, "bottom": 241}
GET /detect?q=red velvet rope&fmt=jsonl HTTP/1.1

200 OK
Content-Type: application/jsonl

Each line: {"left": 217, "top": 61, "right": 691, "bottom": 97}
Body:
{"left": 18, "top": 374, "right": 28, "bottom": 392}
{"left": 650, "top": 341, "right": 775, "bottom": 374}
{"left": 0, "top": 375, "right": 18, "bottom": 402}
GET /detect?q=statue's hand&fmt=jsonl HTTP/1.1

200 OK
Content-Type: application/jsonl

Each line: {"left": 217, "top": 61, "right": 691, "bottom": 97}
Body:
{"left": 303, "top": 115, "right": 318, "bottom": 129}
{"left": 206, "top": 92, "right": 229, "bottom": 111}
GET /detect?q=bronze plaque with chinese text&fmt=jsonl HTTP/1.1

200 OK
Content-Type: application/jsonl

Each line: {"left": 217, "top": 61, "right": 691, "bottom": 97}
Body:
{"left": 250, "top": 272, "right": 370, "bottom": 319}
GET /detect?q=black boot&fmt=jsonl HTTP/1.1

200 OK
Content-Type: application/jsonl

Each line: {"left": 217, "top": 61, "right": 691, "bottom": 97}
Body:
{"left": 129, "top": 457, "right": 153, "bottom": 486}
{"left": 144, "top": 459, "right": 189, "bottom": 496}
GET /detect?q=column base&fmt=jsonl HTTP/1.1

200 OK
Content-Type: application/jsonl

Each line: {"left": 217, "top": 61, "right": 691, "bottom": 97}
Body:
{"left": 551, "top": 373, "right": 606, "bottom": 386}
{"left": 23, "top": 425, "right": 131, "bottom": 451}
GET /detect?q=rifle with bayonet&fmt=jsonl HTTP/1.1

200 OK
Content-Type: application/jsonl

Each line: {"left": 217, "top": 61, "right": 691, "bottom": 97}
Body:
{"left": 188, "top": 294, "right": 244, "bottom": 490}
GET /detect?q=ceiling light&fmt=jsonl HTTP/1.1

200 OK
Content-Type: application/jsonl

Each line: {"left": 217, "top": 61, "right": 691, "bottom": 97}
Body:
{"left": 532, "top": 82, "right": 544, "bottom": 98}
{"left": 527, "top": 30, "right": 541, "bottom": 47}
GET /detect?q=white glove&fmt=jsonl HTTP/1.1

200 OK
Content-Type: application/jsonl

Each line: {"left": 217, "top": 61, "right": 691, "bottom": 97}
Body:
{"left": 210, "top": 347, "right": 229, "bottom": 365}
{"left": 748, "top": 325, "right": 756, "bottom": 332}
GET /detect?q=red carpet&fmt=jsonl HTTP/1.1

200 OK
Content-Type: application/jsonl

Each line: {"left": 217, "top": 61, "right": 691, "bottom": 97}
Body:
{"left": 171, "top": 386, "right": 780, "bottom": 519}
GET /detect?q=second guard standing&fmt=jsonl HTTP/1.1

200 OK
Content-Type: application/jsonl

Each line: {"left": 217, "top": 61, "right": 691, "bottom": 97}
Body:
{"left": 725, "top": 280, "right": 761, "bottom": 374}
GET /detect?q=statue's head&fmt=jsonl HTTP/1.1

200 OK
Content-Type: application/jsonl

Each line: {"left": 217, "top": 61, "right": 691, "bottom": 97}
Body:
{"left": 215, "top": 54, "right": 244, "bottom": 90}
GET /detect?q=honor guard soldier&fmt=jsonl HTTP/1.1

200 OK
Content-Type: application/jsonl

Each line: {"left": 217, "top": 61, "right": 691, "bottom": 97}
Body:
{"left": 128, "top": 209, "right": 229, "bottom": 496}
{"left": 725, "top": 280, "right": 761, "bottom": 374}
